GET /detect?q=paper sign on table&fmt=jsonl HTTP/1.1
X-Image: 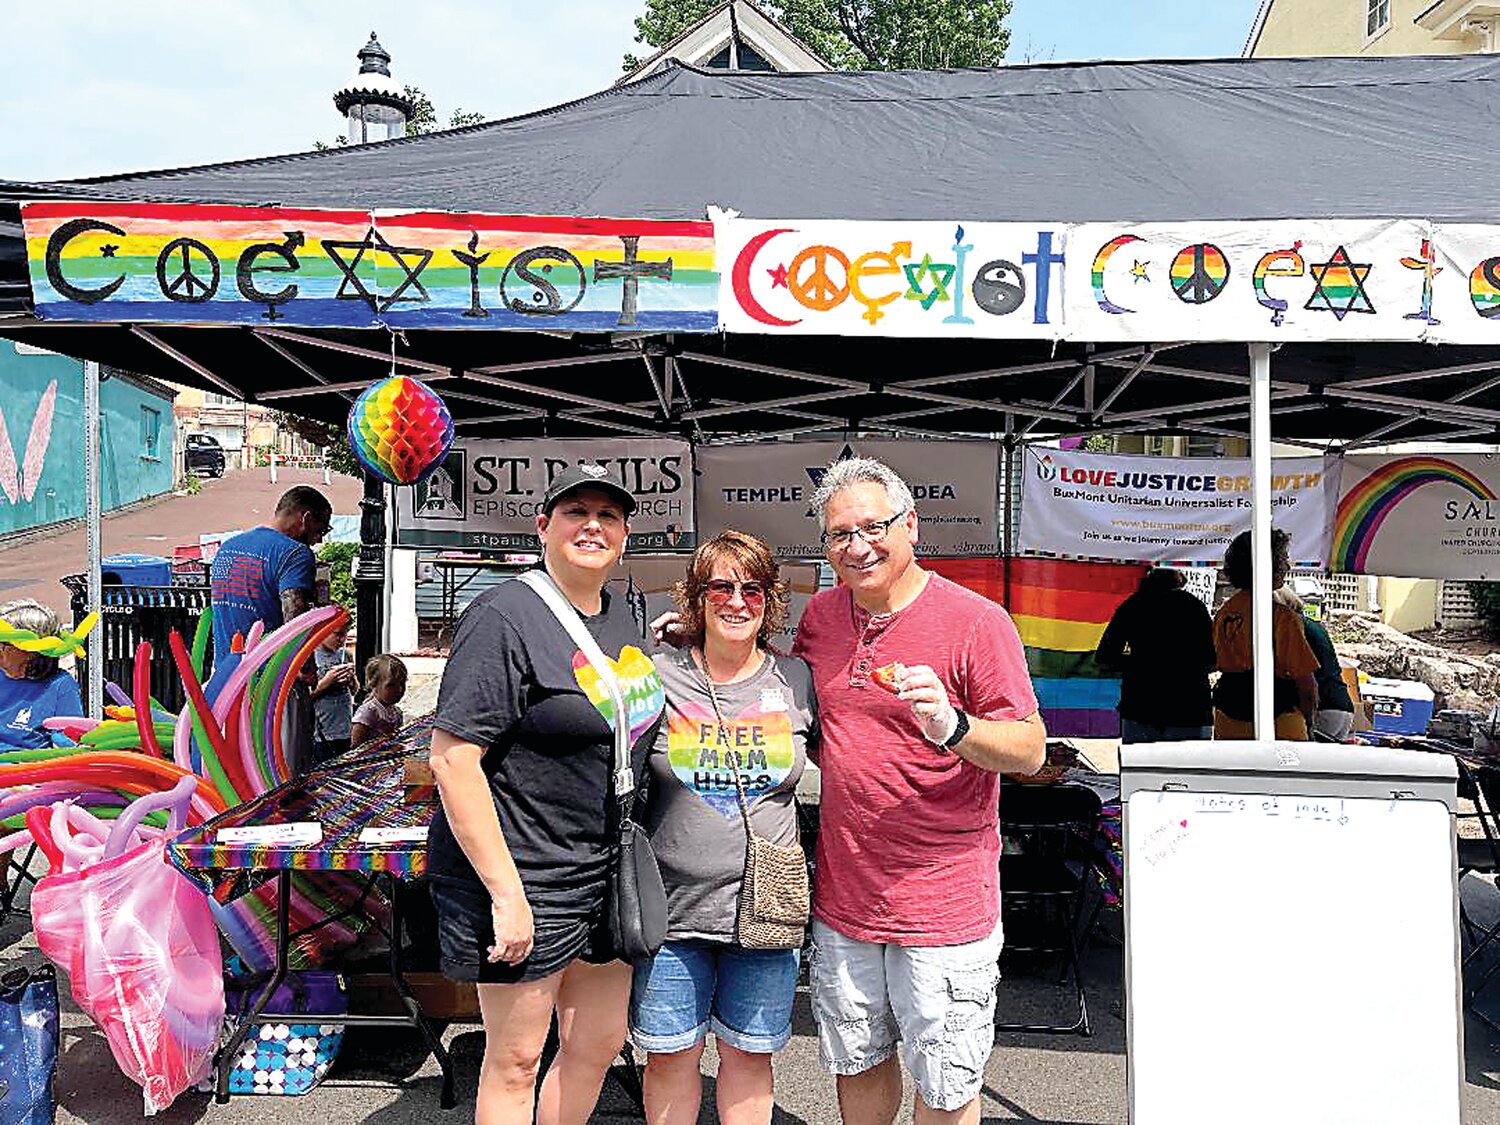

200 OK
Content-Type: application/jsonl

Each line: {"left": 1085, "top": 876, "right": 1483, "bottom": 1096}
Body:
{"left": 358, "top": 827, "right": 430, "bottom": 845}
{"left": 216, "top": 822, "right": 324, "bottom": 847}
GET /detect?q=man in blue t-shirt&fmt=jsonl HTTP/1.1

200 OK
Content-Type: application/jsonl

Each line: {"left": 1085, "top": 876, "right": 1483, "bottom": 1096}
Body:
{"left": 210, "top": 486, "right": 332, "bottom": 661}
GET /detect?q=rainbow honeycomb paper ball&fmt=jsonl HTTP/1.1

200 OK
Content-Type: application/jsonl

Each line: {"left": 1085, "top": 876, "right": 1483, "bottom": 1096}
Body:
{"left": 346, "top": 376, "right": 455, "bottom": 485}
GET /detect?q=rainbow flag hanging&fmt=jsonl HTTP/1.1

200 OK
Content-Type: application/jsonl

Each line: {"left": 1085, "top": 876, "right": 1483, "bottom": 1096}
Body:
{"left": 929, "top": 557, "right": 1147, "bottom": 738}
{"left": 21, "top": 202, "right": 718, "bottom": 331}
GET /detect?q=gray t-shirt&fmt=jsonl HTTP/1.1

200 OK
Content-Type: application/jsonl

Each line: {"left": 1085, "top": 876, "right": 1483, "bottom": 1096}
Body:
{"left": 313, "top": 646, "right": 352, "bottom": 742}
{"left": 645, "top": 648, "right": 818, "bottom": 943}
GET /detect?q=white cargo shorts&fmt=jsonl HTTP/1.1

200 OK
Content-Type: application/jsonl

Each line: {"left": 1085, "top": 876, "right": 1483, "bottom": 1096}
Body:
{"left": 806, "top": 918, "right": 1002, "bottom": 1112}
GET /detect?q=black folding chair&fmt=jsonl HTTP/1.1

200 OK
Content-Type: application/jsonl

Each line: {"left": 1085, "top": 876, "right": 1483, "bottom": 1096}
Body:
{"left": 995, "top": 780, "right": 1102, "bottom": 1036}
{"left": 1454, "top": 757, "right": 1500, "bottom": 1027}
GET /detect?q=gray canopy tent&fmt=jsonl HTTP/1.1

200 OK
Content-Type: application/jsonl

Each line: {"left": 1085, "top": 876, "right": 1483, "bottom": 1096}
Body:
{"left": 4, "top": 53, "right": 1500, "bottom": 728}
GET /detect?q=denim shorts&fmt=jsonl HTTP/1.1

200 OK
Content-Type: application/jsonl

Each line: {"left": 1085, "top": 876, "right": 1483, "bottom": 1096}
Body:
{"left": 806, "top": 918, "right": 1002, "bottom": 1112}
{"left": 629, "top": 939, "right": 800, "bottom": 1054}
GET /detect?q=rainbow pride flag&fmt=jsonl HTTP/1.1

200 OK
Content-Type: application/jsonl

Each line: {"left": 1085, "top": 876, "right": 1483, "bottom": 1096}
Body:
{"left": 929, "top": 557, "right": 1147, "bottom": 738}
{"left": 22, "top": 202, "right": 718, "bottom": 331}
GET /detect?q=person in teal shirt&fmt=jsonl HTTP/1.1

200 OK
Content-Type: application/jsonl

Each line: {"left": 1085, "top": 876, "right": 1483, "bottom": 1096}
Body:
{"left": 0, "top": 600, "right": 84, "bottom": 750}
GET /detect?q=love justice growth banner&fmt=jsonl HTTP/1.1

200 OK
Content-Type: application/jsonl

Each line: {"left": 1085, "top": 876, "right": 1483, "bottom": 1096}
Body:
{"left": 393, "top": 438, "right": 694, "bottom": 550}
{"left": 1332, "top": 452, "right": 1500, "bottom": 579}
{"left": 714, "top": 211, "right": 1065, "bottom": 337}
{"left": 694, "top": 439, "right": 1000, "bottom": 559}
{"left": 22, "top": 202, "right": 717, "bottom": 331}
{"left": 1018, "top": 448, "right": 1338, "bottom": 567}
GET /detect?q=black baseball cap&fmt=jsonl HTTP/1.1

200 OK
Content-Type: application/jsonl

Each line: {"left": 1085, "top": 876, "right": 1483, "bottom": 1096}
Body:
{"left": 542, "top": 463, "right": 636, "bottom": 517}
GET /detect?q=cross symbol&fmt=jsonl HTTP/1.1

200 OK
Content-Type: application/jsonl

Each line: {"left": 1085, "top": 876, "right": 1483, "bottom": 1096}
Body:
{"left": 593, "top": 236, "right": 673, "bottom": 327}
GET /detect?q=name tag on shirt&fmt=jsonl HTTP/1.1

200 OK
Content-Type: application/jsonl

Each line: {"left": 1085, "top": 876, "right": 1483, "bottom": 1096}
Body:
{"left": 760, "top": 688, "right": 789, "bottom": 713}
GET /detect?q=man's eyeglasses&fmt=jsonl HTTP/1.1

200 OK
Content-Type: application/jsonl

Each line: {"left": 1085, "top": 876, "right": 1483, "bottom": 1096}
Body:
{"left": 821, "top": 511, "right": 908, "bottom": 552}
{"left": 703, "top": 579, "right": 766, "bottom": 607}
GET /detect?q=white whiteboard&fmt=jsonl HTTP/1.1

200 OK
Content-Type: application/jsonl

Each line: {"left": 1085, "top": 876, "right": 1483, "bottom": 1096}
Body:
{"left": 1126, "top": 790, "right": 1461, "bottom": 1124}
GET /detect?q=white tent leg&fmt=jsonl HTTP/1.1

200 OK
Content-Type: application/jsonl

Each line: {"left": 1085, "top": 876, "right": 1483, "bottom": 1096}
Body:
{"left": 83, "top": 359, "right": 103, "bottom": 720}
{"left": 1249, "top": 343, "right": 1275, "bottom": 739}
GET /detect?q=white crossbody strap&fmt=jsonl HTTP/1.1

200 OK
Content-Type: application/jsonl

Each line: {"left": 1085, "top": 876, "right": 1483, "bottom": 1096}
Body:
{"left": 518, "top": 570, "right": 635, "bottom": 797}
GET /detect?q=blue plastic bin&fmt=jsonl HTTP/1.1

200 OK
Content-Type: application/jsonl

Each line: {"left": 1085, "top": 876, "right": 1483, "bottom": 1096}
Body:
{"left": 100, "top": 553, "right": 172, "bottom": 588}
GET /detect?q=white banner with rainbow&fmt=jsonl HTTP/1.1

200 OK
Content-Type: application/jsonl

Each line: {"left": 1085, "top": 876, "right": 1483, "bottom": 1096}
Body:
{"left": 1333, "top": 453, "right": 1500, "bottom": 579}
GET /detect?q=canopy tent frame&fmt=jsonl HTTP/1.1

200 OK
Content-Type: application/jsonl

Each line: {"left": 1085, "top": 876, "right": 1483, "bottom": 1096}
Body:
{"left": 10, "top": 54, "right": 1500, "bottom": 731}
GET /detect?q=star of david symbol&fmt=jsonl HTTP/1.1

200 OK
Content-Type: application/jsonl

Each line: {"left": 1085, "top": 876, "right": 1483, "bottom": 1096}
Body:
{"left": 804, "top": 444, "right": 857, "bottom": 517}
{"left": 1130, "top": 260, "right": 1150, "bottom": 283}
{"left": 768, "top": 263, "right": 790, "bottom": 289}
{"left": 1305, "top": 245, "right": 1374, "bottom": 321}
{"left": 321, "top": 227, "right": 434, "bottom": 313}
{"left": 902, "top": 254, "right": 956, "bottom": 310}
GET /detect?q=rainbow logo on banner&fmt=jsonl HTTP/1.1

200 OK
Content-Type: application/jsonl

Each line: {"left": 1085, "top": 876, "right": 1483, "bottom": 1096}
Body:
{"left": 1332, "top": 455, "right": 1496, "bottom": 573}
{"left": 21, "top": 202, "right": 718, "bottom": 331}
{"left": 928, "top": 557, "right": 1146, "bottom": 738}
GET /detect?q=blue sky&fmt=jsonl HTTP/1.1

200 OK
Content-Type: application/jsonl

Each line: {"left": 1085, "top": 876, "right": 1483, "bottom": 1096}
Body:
{"left": 2, "top": 0, "right": 1266, "bottom": 182}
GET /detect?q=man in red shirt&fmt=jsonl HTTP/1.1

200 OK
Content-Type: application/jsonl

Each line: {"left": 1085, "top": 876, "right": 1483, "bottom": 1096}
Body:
{"left": 793, "top": 457, "right": 1045, "bottom": 1125}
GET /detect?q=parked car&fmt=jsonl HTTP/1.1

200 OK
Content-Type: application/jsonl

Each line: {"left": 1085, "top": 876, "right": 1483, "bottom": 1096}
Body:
{"left": 184, "top": 433, "right": 226, "bottom": 477}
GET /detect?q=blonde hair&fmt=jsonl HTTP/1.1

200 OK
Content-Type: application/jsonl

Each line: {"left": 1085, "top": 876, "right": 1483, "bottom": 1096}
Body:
{"left": 364, "top": 653, "right": 407, "bottom": 695}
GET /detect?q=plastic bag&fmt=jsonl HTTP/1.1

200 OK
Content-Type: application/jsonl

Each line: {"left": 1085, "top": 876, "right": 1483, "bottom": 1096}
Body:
{"left": 28, "top": 835, "right": 224, "bottom": 1115}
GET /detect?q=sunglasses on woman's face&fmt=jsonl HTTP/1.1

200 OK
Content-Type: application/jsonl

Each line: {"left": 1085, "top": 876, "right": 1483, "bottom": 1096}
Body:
{"left": 703, "top": 579, "right": 766, "bottom": 607}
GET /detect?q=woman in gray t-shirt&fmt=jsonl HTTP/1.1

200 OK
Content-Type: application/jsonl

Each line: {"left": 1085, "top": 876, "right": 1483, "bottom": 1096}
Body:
{"left": 631, "top": 532, "right": 818, "bottom": 1125}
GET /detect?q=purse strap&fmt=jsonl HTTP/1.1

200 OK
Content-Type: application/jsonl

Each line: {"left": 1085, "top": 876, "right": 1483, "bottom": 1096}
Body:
{"left": 696, "top": 650, "right": 760, "bottom": 840}
{"left": 518, "top": 570, "right": 635, "bottom": 801}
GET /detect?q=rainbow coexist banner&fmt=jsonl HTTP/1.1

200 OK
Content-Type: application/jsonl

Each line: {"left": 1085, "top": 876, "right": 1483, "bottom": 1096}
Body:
{"left": 1333, "top": 454, "right": 1500, "bottom": 577}
{"left": 22, "top": 202, "right": 717, "bottom": 331}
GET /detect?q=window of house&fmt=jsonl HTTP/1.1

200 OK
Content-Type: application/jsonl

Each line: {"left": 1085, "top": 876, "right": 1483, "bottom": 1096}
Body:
{"left": 204, "top": 392, "right": 239, "bottom": 407}
{"left": 1366, "top": 0, "right": 1390, "bottom": 38}
{"left": 141, "top": 406, "right": 161, "bottom": 459}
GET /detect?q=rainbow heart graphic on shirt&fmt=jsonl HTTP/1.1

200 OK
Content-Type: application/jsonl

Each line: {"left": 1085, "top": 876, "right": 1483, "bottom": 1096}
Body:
{"left": 571, "top": 646, "right": 665, "bottom": 743}
{"left": 665, "top": 704, "right": 796, "bottom": 819}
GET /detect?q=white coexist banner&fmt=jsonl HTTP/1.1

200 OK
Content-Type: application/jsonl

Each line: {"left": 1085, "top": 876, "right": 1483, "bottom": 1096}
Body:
{"left": 393, "top": 438, "right": 694, "bottom": 550}
{"left": 695, "top": 439, "right": 1000, "bottom": 559}
{"left": 1018, "top": 448, "right": 1338, "bottom": 566}
{"left": 1064, "top": 220, "right": 1446, "bottom": 343}
{"left": 714, "top": 210, "right": 1065, "bottom": 338}
{"left": 1333, "top": 453, "right": 1500, "bottom": 579}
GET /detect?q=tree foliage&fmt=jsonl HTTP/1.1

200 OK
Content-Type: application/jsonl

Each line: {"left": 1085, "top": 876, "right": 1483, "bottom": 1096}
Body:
{"left": 1469, "top": 583, "right": 1500, "bottom": 635}
{"left": 624, "top": 0, "right": 1011, "bottom": 72}
{"left": 267, "top": 410, "right": 362, "bottom": 478}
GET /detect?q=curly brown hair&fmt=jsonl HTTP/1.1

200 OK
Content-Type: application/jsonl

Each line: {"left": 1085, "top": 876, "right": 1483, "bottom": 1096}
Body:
{"left": 672, "top": 531, "right": 789, "bottom": 648}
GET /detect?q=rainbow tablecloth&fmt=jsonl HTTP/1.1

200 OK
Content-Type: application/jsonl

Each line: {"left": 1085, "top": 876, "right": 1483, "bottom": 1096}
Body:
{"left": 168, "top": 721, "right": 435, "bottom": 896}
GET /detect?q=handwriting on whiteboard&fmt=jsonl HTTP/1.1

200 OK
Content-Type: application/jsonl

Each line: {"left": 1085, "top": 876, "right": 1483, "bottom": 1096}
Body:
{"left": 1189, "top": 793, "right": 1350, "bottom": 825}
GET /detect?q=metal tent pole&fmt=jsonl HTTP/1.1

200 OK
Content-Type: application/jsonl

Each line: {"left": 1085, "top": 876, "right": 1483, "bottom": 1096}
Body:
{"left": 354, "top": 470, "right": 387, "bottom": 682}
{"left": 1249, "top": 343, "right": 1275, "bottom": 740}
{"left": 83, "top": 359, "right": 103, "bottom": 719}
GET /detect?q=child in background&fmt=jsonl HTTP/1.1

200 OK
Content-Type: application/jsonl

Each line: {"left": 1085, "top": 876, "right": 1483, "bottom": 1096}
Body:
{"left": 310, "top": 624, "right": 356, "bottom": 763}
{"left": 351, "top": 654, "right": 407, "bottom": 748}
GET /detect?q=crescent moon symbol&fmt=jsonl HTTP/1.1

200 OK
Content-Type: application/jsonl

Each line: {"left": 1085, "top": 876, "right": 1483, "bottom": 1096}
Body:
{"left": 731, "top": 228, "right": 801, "bottom": 327}
{"left": 1092, "top": 234, "right": 1143, "bottom": 316}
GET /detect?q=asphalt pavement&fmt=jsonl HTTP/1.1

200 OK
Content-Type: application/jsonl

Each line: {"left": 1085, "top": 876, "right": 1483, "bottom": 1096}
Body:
{"left": 0, "top": 467, "right": 364, "bottom": 613}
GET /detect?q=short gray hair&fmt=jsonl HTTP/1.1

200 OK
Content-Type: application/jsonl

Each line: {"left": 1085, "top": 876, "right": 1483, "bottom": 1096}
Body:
{"left": 0, "top": 599, "right": 62, "bottom": 680}
{"left": 809, "top": 457, "right": 915, "bottom": 529}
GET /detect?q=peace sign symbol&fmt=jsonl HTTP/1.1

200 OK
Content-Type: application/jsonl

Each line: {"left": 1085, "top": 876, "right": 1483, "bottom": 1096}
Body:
{"left": 155, "top": 237, "right": 221, "bottom": 304}
{"left": 787, "top": 244, "right": 850, "bottom": 312}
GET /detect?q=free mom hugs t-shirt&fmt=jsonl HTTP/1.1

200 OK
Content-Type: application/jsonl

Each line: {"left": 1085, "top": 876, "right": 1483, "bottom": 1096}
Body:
{"left": 644, "top": 648, "right": 818, "bottom": 943}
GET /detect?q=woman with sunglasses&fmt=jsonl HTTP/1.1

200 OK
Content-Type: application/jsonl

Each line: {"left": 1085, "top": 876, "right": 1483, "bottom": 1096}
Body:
{"left": 631, "top": 531, "right": 819, "bottom": 1125}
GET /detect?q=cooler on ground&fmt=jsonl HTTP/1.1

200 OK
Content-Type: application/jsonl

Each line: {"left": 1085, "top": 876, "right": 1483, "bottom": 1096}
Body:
{"left": 1361, "top": 676, "right": 1436, "bottom": 735}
